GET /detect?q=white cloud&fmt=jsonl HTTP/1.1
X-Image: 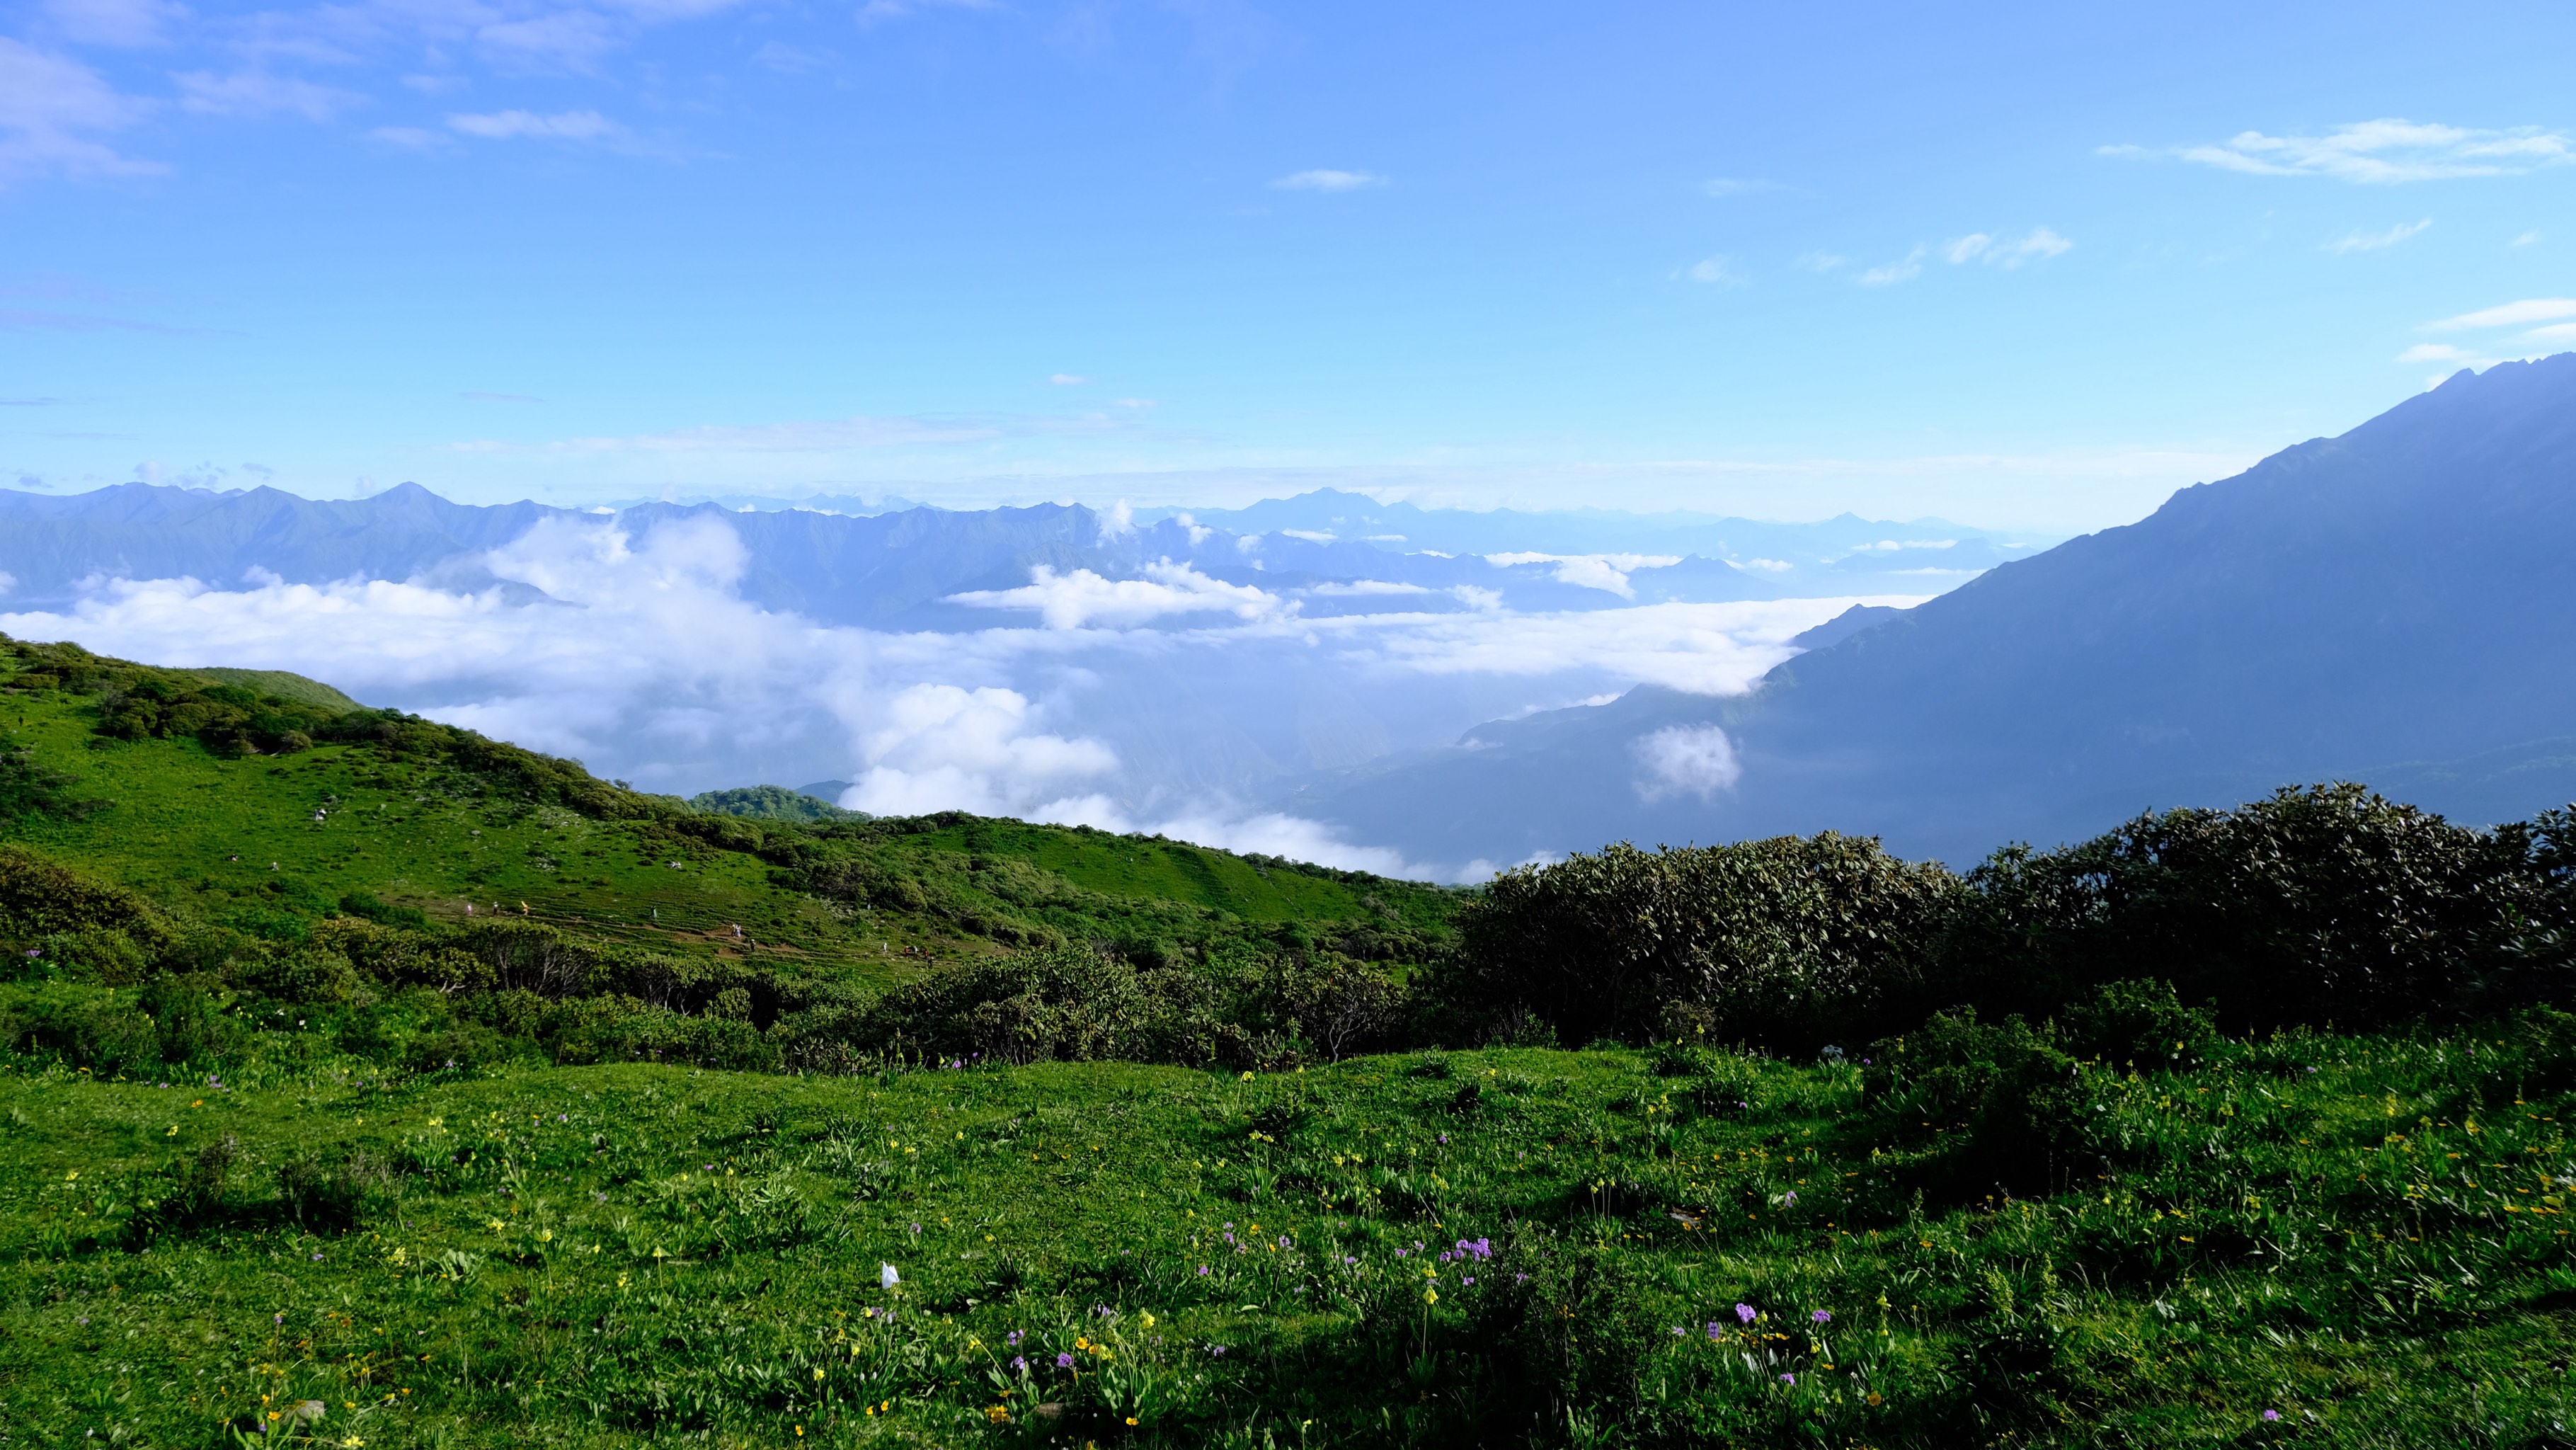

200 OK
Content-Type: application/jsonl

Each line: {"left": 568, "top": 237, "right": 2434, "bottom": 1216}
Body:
{"left": 0, "top": 38, "right": 159, "bottom": 181}
{"left": 1632, "top": 724, "right": 1740, "bottom": 802}
{"left": 844, "top": 684, "right": 1114, "bottom": 818}
{"left": 1094, "top": 498, "right": 1134, "bottom": 538}
{"left": 1792, "top": 251, "right": 1847, "bottom": 273}
{"left": 1857, "top": 249, "right": 1923, "bottom": 286}
{"left": 473, "top": 11, "right": 622, "bottom": 70}
{"left": 447, "top": 108, "right": 622, "bottom": 141}
{"left": 177, "top": 70, "right": 361, "bottom": 120}
{"left": 2520, "top": 322, "right": 2576, "bottom": 343}
{"left": 1685, "top": 254, "right": 1746, "bottom": 287}
{"left": 1048, "top": 372, "right": 1085, "bottom": 385}
{"left": 2324, "top": 218, "right": 2432, "bottom": 253}
{"left": 2395, "top": 343, "right": 2474, "bottom": 364}
{"left": 1945, "top": 227, "right": 2071, "bottom": 268}
{"left": 2424, "top": 297, "right": 2576, "bottom": 331}
{"left": 2512, "top": 229, "right": 2542, "bottom": 247}
{"left": 1700, "top": 177, "right": 1781, "bottom": 198}
{"left": 45, "top": 0, "right": 185, "bottom": 47}
{"left": 366, "top": 125, "right": 450, "bottom": 149}
{"left": 2131, "top": 118, "right": 2575, "bottom": 183}
{"left": 1991, "top": 227, "right": 2071, "bottom": 266}
{"left": 1318, "top": 597, "right": 1911, "bottom": 695}
{"left": 1272, "top": 169, "right": 1385, "bottom": 192}
{"left": 1484, "top": 552, "right": 1681, "bottom": 599}
{"left": 1303, "top": 580, "right": 1430, "bottom": 597}
{"left": 944, "top": 560, "right": 1282, "bottom": 629}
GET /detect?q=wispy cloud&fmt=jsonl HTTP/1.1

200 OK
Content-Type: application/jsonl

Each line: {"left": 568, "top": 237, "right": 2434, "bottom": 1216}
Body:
{"left": 2511, "top": 229, "right": 2542, "bottom": 247}
{"left": 1048, "top": 373, "right": 1086, "bottom": 385}
{"left": 2423, "top": 297, "right": 2576, "bottom": 331}
{"left": 177, "top": 70, "right": 363, "bottom": 121}
{"left": 857, "top": 0, "right": 1001, "bottom": 25}
{"left": 447, "top": 108, "right": 622, "bottom": 140}
{"left": 2395, "top": 343, "right": 2477, "bottom": 364}
{"left": 1860, "top": 228, "right": 2068, "bottom": 285}
{"left": 44, "top": 0, "right": 185, "bottom": 48}
{"left": 1945, "top": 227, "right": 2073, "bottom": 268}
{"left": 2110, "top": 119, "right": 2574, "bottom": 183}
{"left": 1700, "top": 177, "right": 1782, "bottom": 198}
{"left": 1272, "top": 169, "right": 1385, "bottom": 192}
{"left": 1792, "top": 251, "right": 1846, "bottom": 273}
{"left": 2324, "top": 218, "right": 2432, "bottom": 253}
{"left": 1857, "top": 249, "right": 1923, "bottom": 286}
{"left": 1684, "top": 255, "right": 1746, "bottom": 287}
{"left": 0, "top": 38, "right": 160, "bottom": 182}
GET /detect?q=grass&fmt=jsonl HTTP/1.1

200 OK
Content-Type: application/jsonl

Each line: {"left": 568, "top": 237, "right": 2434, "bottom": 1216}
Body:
{"left": 6, "top": 641, "right": 2576, "bottom": 1446}
{"left": 6, "top": 1034, "right": 2574, "bottom": 1446}
{"left": 0, "top": 649, "right": 1458, "bottom": 993}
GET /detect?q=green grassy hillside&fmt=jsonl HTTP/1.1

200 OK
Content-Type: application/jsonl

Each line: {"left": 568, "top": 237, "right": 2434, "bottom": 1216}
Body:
{"left": 5, "top": 633, "right": 2576, "bottom": 1447}
{"left": 0, "top": 636, "right": 1459, "bottom": 995}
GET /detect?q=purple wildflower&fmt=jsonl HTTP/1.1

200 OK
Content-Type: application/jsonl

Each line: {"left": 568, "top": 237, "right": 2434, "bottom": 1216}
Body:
{"left": 1197, "top": 1265, "right": 1210, "bottom": 1276}
{"left": 1780, "top": 1372, "right": 1795, "bottom": 1386}
{"left": 1011, "top": 1357, "right": 1026, "bottom": 1372}
{"left": 1735, "top": 1303, "right": 1756, "bottom": 1324}
{"left": 1055, "top": 1353, "right": 1075, "bottom": 1369}
{"left": 2263, "top": 1410, "right": 2281, "bottom": 1422}
{"left": 1007, "top": 1330, "right": 1024, "bottom": 1346}
{"left": 1706, "top": 1322, "right": 1722, "bottom": 1340}
{"left": 1461, "top": 1276, "right": 1474, "bottom": 1286}
{"left": 1783, "top": 1191, "right": 1797, "bottom": 1206}
{"left": 1811, "top": 1309, "right": 1831, "bottom": 1324}
{"left": 1672, "top": 1325, "right": 1686, "bottom": 1337}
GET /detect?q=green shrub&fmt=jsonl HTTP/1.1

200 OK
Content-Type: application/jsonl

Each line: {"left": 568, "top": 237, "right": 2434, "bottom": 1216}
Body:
{"left": 2056, "top": 978, "right": 2221, "bottom": 1070}
{"left": 1444, "top": 833, "right": 1963, "bottom": 1051}
{"left": 1946, "top": 784, "right": 2558, "bottom": 1031}
{"left": 277, "top": 1149, "right": 396, "bottom": 1233}
{"left": 1865, "top": 1008, "right": 2091, "bottom": 1198}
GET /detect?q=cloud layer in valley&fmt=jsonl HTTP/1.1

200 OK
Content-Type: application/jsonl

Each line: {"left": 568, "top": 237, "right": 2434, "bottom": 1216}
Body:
{"left": 0, "top": 514, "right": 1896, "bottom": 879}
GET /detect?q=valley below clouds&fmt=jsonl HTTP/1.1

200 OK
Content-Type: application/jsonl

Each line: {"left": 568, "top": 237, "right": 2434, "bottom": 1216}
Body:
{"left": 0, "top": 510, "right": 1906, "bottom": 879}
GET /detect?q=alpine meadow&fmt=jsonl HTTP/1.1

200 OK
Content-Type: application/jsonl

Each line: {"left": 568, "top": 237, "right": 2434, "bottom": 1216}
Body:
{"left": 5, "top": 634, "right": 2575, "bottom": 1448}
{"left": 11, "top": 0, "right": 2576, "bottom": 1445}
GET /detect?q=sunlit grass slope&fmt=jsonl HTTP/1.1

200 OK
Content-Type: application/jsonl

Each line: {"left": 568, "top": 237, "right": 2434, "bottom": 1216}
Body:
{"left": 8, "top": 1034, "right": 2575, "bottom": 1446}
{"left": 0, "top": 638, "right": 1458, "bottom": 990}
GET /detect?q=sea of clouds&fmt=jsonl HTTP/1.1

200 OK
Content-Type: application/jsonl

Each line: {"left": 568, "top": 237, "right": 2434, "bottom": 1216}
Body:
{"left": 0, "top": 513, "right": 1911, "bottom": 880}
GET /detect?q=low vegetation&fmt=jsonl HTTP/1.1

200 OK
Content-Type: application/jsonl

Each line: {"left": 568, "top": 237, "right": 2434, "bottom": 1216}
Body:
{"left": 4, "top": 634, "right": 2574, "bottom": 1446}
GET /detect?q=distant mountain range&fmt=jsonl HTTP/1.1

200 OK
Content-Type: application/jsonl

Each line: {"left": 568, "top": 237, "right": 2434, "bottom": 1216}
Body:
{"left": 1277, "top": 355, "right": 2576, "bottom": 865}
{"left": 0, "top": 482, "right": 2036, "bottom": 627}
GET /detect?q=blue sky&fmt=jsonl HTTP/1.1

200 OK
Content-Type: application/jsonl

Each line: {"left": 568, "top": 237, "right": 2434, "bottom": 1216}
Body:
{"left": 4, "top": 0, "right": 2572, "bottom": 530}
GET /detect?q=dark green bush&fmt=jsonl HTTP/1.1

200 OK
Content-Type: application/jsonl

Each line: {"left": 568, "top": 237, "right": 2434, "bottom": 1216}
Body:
{"left": 1443, "top": 833, "right": 1963, "bottom": 1051}
{"left": 277, "top": 1149, "right": 395, "bottom": 1233}
{"left": 1946, "top": 784, "right": 2558, "bottom": 1031}
{"left": 2056, "top": 978, "right": 2221, "bottom": 1070}
{"left": 1865, "top": 1008, "right": 2092, "bottom": 1198}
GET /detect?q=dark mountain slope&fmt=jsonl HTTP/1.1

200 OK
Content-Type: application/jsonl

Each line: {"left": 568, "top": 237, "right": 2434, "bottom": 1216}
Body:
{"left": 1286, "top": 356, "right": 2576, "bottom": 866}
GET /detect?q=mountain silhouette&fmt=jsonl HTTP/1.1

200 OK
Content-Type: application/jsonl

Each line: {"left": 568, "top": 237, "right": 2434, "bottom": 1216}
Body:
{"left": 1281, "top": 355, "right": 2576, "bottom": 866}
